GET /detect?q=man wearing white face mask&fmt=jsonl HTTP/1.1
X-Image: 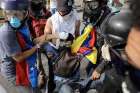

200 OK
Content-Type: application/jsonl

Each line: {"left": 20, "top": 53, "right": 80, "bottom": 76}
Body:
{"left": 46, "top": 0, "right": 79, "bottom": 40}
{"left": 34, "top": 0, "right": 80, "bottom": 58}
{"left": 34, "top": 0, "right": 80, "bottom": 93}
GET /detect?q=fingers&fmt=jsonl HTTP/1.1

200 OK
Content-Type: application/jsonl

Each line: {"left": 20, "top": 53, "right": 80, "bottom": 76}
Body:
{"left": 33, "top": 38, "right": 40, "bottom": 44}
{"left": 91, "top": 70, "right": 101, "bottom": 80}
{"left": 33, "top": 38, "right": 45, "bottom": 47}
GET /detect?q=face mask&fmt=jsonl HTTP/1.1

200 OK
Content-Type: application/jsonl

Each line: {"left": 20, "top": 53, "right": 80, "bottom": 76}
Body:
{"left": 59, "top": 11, "right": 72, "bottom": 21}
{"left": 9, "top": 17, "right": 21, "bottom": 28}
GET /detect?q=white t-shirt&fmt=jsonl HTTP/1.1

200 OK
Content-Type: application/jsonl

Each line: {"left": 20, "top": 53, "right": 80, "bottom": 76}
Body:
{"left": 50, "top": 10, "right": 80, "bottom": 37}
{"left": 49, "top": 10, "right": 80, "bottom": 49}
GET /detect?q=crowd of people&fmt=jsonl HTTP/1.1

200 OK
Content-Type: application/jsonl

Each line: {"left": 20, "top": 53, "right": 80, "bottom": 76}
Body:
{"left": 0, "top": 0, "right": 140, "bottom": 93}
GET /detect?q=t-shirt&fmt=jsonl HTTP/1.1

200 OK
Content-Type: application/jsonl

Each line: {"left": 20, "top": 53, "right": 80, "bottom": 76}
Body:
{"left": 0, "top": 23, "right": 21, "bottom": 59}
{"left": 0, "top": 23, "right": 21, "bottom": 82}
{"left": 50, "top": 10, "right": 80, "bottom": 48}
{"left": 50, "top": 10, "right": 80, "bottom": 37}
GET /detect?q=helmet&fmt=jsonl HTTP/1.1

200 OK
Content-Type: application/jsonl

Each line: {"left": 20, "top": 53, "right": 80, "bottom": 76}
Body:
{"left": 83, "top": 0, "right": 110, "bottom": 25}
{"left": 0, "top": 0, "right": 29, "bottom": 10}
{"left": 101, "top": 10, "right": 134, "bottom": 48}
{"left": 84, "top": 0, "right": 108, "bottom": 12}
{"left": 57, "top": 0, "right": 74, "bottom": 12}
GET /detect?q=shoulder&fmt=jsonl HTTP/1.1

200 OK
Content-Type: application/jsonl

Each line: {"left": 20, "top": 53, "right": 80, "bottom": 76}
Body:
{"left": 47, "top": 17, "right": 52, "bottom": 26}
{"left": 49, "top": 12, "right": 59, "bottom": 24}
{"left": 0, "top": 23, "right": 16, "bottom": 40}
{"left": 50, "top": 12, "right": 58, "bottom": 20}
{"left": 72, "top": 10, "right": 80, "bottom": 25}
{"left": 0, "top": 23, "right": 12, "bottom": 33}
{"left": 0, "top": 23, "right": 9, "bottom": 31}
{"left": 72, "top": 9, "right": 80, "bottom": 21}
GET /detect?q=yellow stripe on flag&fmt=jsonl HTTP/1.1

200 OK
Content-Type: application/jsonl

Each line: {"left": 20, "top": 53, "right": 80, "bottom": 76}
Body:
{"left": 71, "top": 24, "right": 93, "bottom": 53}
{"left": 86, "top": 47, "right": 97, "bottom": 64}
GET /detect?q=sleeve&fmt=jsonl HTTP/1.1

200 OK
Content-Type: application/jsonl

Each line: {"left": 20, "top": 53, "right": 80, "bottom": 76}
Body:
{"left": 0, "top": 27, "right": 21, "bottom": 57}
{"left": 95, "top": 60, "right": 109, "bottom": 73}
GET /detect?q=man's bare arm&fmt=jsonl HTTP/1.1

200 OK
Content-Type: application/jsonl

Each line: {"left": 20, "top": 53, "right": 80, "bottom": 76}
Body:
{"left": 44, "top": 18, "right": 59, "bottom": 40}
{"left": 13, "top": 46, "right": 38, "bottom": 62}
{"left": 75, "top": 20, "right": 80, "bottom": 38}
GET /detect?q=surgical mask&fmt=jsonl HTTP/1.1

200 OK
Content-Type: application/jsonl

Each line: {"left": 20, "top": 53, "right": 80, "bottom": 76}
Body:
{"left": 9, "top": 17, "right": 21, "bottom": 28}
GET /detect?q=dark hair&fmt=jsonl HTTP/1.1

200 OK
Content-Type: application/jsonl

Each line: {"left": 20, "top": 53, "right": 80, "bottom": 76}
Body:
{"left": 130, "top": 0, "right": 140, "bottom": 27}
{"left": 97, "top": 0, "right": 108, "bottom": 6}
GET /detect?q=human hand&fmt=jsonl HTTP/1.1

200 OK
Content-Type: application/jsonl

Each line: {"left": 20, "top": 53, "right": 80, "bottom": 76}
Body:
{"left": 34, "top": 35, "right": 45, "bottom": 46}
{"left": 38, "top": 71, "right": 46, "bottom": 88}
{"left": 91, "top": 70, "right": 101, "bottom": 80}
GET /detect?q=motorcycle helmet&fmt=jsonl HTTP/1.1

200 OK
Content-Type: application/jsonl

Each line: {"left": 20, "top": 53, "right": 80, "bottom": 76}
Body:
{"left": 83, "top": 0, "right": 110, "bottom": 25}
{"left": 101, "top": 10, "right": 134, "bottom": 48}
